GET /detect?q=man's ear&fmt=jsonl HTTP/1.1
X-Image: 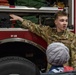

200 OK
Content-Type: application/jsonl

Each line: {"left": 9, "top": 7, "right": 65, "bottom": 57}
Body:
{"left": 54, "top": 20, "right": 57, "bottom": 25}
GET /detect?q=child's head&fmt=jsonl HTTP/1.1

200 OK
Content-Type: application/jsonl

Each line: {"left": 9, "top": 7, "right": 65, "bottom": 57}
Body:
{"left": 46, "top": 42, "right": 70, "bottom": 66}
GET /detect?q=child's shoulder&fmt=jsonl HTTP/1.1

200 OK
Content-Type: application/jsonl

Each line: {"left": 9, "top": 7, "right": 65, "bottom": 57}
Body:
{"left": 64, "top": 66, "right": 74, "bottom": 72}
{"left": 48, "top": 66, "right": 74, "bottom": 73}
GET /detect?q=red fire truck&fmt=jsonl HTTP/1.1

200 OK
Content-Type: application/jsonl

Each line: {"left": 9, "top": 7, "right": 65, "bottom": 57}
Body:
{"left": 0, "top": 0, "right": 75, "bottom": 74}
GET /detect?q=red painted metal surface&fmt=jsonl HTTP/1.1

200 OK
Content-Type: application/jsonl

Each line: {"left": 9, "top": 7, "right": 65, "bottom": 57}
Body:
{"left": 0, "top": 30, "right": 47, "bottom": 49}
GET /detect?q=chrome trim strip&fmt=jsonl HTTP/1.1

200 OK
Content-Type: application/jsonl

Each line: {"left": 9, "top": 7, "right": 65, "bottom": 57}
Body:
{"left": 0, "top": 38, "right": 46, "bottom": 53}
{"left": 0, "top": 6, "right": 63, "bottom": 13}
{"left": 0, "top": 28, "right": 29, "bottom": 31}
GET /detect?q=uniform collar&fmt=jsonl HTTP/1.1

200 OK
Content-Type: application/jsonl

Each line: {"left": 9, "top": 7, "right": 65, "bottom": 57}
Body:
{"left": 52, "top": 28, "right": 67, "bottom": 35}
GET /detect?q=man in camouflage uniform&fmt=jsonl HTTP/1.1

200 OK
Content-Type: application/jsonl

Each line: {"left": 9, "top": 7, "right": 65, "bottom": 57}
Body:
{"left": 10, "top": 11, "right": 76, "bottom": 69}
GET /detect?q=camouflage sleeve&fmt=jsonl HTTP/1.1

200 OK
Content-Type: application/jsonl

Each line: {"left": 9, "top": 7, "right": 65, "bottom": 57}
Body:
{"left": 22, "top": 19, "right": 52, "bottom": 41}
{"left": 70, "top": 34, "right": 76, "bottom": 69}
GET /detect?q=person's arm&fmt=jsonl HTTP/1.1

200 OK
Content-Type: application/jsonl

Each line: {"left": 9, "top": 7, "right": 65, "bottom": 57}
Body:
{"left": 22, "top": 19, "right": 53, "bottom": 42}
{"left": 10, "top": 14, "right": 51, "bottom": 41}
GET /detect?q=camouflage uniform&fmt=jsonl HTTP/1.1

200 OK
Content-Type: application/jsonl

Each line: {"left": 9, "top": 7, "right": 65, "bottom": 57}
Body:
{"left": 22, "top": 19, "right": 76, "bottom": 69}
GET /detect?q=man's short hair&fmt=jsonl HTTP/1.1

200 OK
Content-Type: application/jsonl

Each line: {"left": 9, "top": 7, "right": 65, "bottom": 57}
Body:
{"left": 54, "top": 11, "right": 68, "bottom": 20}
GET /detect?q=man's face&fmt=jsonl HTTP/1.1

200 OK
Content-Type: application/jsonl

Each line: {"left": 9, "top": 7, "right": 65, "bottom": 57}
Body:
{"left": 54, "top": 16, "right": 68, "bottom": 32}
